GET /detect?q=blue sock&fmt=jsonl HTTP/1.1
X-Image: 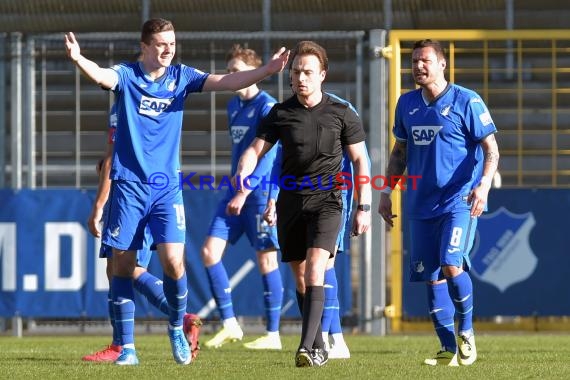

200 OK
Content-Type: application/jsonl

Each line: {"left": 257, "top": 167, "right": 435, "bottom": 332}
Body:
{"left": 206, "top": 262, "right": 235, "bottom": 320}
{"left": 322, "top": 268, "right": 339, "bottom": 334}
{"left": 108, "top": 290, "right": 121, "bottom": 346}
{"left": 112, "top": 276, "right": 135, "bottom": 346}
{"left": 446, "top": 271, "right": 474, "bottom": 335}
{"left": 262, "top": 269, "right": 283, "bottom": 333}
{"left": 163, "top": 272, "right": 188, "bottom": 328}
{"left": 323, "top": 267, "right": 342, "bottom": 334}
{"left": 134, "top": 271, "right": 169, "bottom": 315}
{"left": 427, "top": 282, "right": 457, "bottom": 352}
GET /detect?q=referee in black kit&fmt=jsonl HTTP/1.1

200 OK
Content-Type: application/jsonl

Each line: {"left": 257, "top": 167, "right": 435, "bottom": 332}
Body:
{"left": 228, "top": 40, "right": 371, "bottom": 367}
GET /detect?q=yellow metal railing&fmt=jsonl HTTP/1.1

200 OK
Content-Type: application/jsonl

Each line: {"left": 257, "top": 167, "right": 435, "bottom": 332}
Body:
{"left": 385, "top": 30, "right": 570, "bottom": 332}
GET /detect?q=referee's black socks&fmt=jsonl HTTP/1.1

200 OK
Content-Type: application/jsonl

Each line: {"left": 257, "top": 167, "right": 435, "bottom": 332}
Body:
{"left": 300, "top": 285, "right": 325, "bottom": 350}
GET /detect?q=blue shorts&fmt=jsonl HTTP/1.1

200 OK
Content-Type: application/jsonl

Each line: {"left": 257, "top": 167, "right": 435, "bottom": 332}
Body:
{"left": 409, "top": 210, "right": 476, "bottom": 282}
{"left": 102, "top": 180, "right": 186, "bottom": 251}
{"left": 336, "top": 207, "right": 351, "bottom": 254}
{"left": 208, "top": 199, "right": 279, "bottom": 251}
{"left": 99, "top": 201, "right": 155, "bottom": 267}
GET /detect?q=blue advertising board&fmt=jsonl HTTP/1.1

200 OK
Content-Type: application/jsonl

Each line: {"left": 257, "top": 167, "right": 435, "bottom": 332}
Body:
{"left": 0, "top": 189, "right": 351, "bottom": 319}
{"left": 402, "top": 189, "right": 570, "bottom": 317}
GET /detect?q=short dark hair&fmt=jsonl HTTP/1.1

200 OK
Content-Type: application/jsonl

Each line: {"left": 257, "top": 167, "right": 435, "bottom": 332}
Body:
{"left": 289, "top": 40, "right": 328, "bottom": 71}
{"left": 413, "top": 39, "right": 447, "bottom": 61}
{"left": 141, "top": 18, "right": 174, "bottom": 45}
{"left": 225, "top": 44, "right": 262, "bottom": 68}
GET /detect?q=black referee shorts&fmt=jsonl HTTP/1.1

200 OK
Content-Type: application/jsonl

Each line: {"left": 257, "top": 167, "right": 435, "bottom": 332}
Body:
{"left": 276, "top": 190, "right": 343, "bottom": 262}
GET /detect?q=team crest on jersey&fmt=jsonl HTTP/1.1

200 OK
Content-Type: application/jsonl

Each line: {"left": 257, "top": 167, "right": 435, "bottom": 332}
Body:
{"left": 139, "top": 95, "right": 173, "bottom": 116}
{"left": 440, "top": 105, "right": 452, "bottom": 116}
{"left": 411, "top": 125, "right": 442, "bottom": 145}
{"left": 230, "top": 125, "right": 250, "bottom": 144}
{"left": 166, "top": 80, "right": 176, "bottom": 92}
{"left": 470, "top": 207, "right": 537, "bottom": 292}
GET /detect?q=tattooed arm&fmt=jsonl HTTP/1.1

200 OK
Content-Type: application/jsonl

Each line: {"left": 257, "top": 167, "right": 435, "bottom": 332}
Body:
{"left": 378, "top": 141, "right": 407, "bottom": 227}
{"left": 467, "top": 133, "right": 500, "bottom": 217}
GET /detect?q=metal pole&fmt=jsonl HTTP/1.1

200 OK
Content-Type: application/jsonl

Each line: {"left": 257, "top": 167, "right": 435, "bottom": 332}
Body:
{"left": 210, "top": 42, "right": 217, "bottom": 180}
{"left": 24, "top": 37, "right": 36, "bottom": 188}
{"left": 141, "top": 0, "right": 150, "bottom": 24}
{"left": 262, "top": 0, "right": 272, "bottom": 64}
{"left": 0, "top": 34, "right": 5, "bottom": 188}
{"left": 12, "top": 314, "right": 23, "bottom": 338}
{"left": 75, "top": 61, "right": 81, "bottom": 187}
{"left": 366, "top": 29, "right": 388, "bottom": 335}
{"left": 41, "top": 43, "right": 47, "bottom": 187}
{"left": 383, "top": 0, "right": 392, "bottom": 30}
{"left": 10, "top": 33, "right": 22, "bottom": 190}
{"left": 505, "top": 0, "right": 514, "bottom": 80}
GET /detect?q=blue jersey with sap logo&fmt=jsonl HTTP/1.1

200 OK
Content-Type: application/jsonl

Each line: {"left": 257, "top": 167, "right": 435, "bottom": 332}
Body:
{"left": 227, "top": 90, "right": 278, "bottom": 205}
{"left": 393, "top": 83, "right": 497, "bottom": 219}
{"left": 110, "top": 62, "right": 209, "bottom": 183}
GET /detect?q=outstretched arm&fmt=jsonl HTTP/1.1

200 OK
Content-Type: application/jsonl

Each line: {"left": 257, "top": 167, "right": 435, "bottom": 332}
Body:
{"left": 64, "top": 32, "right": 118, "bottom": 89}
{"left": 203, "top": 47, "right": 290, "bottom": 92}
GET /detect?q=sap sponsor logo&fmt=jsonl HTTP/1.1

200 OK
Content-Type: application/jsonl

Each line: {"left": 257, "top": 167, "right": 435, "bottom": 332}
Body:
{"left": 139, "top": 96, "right": 173, "bottom": 116}
{"left": 470, "top": 207, "right": 537, "bottom": 292}
{"left": 478, "top": 111, "right": 494, "bottom": 126}
{"left": 230, "top": 125, "right": 250, "bottom": 144}
{"left": 411, "top": 125, "right": 442, "bottom": 145}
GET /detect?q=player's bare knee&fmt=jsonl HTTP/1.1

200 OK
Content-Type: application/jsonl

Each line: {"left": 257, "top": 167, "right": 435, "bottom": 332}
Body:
{"left": 201, "top": 245, "right": 222, "bottom": 266}
{"left": 256, "top": 250, "right": 278, "bottom": 273}
{"left": 442, "top": 265, "right": 463, "bottom": 278}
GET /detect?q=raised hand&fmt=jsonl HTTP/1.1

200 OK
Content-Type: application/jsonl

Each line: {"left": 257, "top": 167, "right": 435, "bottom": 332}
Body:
{"left": 265, "top": 47, "right": 290, "bottom": 75}
{"left": 64, "top": 32, "right": 81, "bottom": 62}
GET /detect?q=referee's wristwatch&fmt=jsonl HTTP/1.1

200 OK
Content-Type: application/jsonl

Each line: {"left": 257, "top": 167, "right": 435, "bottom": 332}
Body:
{"left": 357, "top": 204, "right": 371, "bottom": 212}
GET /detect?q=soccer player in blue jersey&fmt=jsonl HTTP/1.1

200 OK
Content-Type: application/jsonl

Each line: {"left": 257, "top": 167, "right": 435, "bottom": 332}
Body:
{"left": 201, "top": 45, "right": 283, "bottom": 350}
{"left": 231, "top": 41, "right": 371, "bottom": 367}
{"left": 64, "top": 18, "right": 289, "bottom": 366}
{"left": 378, "top": 39, "right": 500, "bottom": 366}
{"left": 83, "top": 103, "right": 202, "bottom": 362}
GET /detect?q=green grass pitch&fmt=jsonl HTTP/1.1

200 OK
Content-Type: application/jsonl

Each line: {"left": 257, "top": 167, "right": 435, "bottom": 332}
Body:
{"left": 1, "top": 333, "right": 568, "bottom": 379}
